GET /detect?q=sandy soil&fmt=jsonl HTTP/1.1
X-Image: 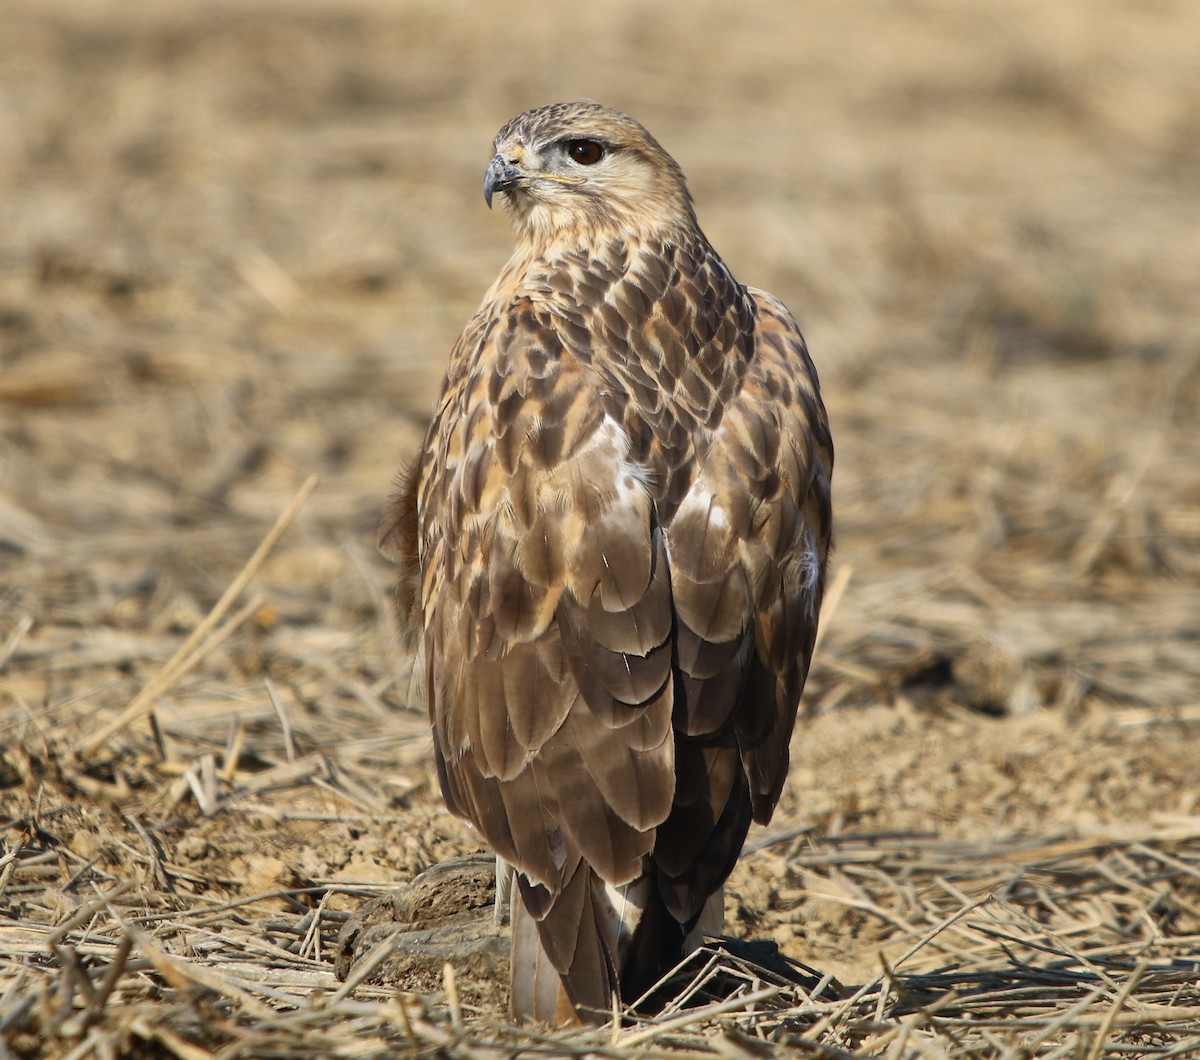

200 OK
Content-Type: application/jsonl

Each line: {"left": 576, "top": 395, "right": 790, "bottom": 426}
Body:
{"left": 2, "top": 1, "right": 1199, "bottom": 1055}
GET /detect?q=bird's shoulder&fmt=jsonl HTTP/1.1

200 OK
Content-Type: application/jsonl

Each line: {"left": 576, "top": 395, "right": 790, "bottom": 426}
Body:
{"left": 663, "top": 283, "right": 832, "bottom": 633}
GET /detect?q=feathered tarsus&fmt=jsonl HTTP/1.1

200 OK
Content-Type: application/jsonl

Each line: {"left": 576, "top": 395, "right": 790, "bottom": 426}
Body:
{"left": 381, "top": 101, "right": 833, "bottom": 1025}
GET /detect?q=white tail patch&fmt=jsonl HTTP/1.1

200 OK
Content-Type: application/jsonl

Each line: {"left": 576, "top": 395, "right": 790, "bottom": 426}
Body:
{"left": 495, "top": 856, "right": 515, "bottom": 925}
{"left": 603, "top": 876, "right": 652, "bottom": 954}
{"left": 684, "top": 885, "right": 725, "bottom": 952}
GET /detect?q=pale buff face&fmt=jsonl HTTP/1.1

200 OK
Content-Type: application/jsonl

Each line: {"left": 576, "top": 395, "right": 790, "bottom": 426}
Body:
{"left": 485, "top": 102, "right": 695, "bottom": 244}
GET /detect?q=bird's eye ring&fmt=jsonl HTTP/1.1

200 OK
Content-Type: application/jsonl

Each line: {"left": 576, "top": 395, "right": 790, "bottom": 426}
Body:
{"left": 565, "top": 139, "right": 605, "bottom": 166}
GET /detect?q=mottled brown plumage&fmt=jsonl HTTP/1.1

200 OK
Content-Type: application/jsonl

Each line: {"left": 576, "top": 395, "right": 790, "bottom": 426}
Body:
{"left": 381, "top": 101, "right": 833, "bottom": 1025}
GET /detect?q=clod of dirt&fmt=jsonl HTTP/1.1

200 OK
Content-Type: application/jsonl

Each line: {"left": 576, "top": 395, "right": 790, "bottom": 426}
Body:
{"left": 334, "top": 853, "right": 509, "bottom": 1010}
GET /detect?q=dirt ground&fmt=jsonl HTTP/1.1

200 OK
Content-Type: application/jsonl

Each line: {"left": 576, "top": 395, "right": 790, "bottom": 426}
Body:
{"left": 2, "top": 0, "right": 1199, "bottom": 1056}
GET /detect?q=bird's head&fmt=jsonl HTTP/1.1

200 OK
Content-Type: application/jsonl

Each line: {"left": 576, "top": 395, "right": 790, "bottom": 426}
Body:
{"left": 483, "top": 102, "right": 696, "bottom": 247}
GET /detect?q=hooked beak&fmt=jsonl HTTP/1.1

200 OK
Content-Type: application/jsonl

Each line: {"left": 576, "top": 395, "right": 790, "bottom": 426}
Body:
{"left": 484, "top": 154, "right": 524, "bottom": 208}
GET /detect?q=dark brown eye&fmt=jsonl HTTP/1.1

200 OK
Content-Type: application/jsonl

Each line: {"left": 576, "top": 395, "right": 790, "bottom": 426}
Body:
{"left": 565, "top": 139, "right": 605, "bottom": 165}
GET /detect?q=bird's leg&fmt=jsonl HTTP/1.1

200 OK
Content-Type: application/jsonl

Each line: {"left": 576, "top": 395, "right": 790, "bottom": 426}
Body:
{"left": 494, "top": 855, "right": 515, "bottom": 925}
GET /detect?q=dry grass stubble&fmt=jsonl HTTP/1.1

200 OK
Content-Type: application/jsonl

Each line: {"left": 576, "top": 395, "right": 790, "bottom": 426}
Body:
{"left": 2, "top": 0, "right": 1199, "bottom": 1055}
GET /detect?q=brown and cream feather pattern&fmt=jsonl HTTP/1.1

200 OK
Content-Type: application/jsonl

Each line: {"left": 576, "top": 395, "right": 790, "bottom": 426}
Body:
{"left": 381, "top": 102, "right": 833, "bottom": 1024}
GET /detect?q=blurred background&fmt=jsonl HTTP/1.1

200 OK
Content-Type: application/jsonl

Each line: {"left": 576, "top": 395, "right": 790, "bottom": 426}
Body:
{"left": 2, "top": 0, "right": 1199, "bottom": 1003}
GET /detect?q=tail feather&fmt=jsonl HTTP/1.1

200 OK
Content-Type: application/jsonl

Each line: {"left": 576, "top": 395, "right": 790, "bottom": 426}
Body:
{"left": 619, "top": 884, "right": 688, "bottom": 1007}
{"left": 685, "top": 885, "right": 726, "bottom": 950}
{"left": 509, "top": 862, "right": 726, "bottom": 1023}
{"left": 510, "top": 863, "right": 619, "bottom": 1025}
{"left": 511, "top": 896, "right": 576, "bottom": 1024}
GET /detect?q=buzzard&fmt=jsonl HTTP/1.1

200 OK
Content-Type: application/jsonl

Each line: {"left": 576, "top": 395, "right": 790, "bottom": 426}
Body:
{"left": 381, "top": 101, "right": 833, "bottom": 1025}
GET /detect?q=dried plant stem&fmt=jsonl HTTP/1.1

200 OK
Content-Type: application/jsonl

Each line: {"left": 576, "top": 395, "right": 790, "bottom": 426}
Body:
{"left": 80, "top": 474, "right": 319, "bottom": 756}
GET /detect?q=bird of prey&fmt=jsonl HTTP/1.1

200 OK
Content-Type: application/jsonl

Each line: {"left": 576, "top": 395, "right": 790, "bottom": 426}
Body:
{"left": 381, "top": 101, "right": 833, "bottom": 1025}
